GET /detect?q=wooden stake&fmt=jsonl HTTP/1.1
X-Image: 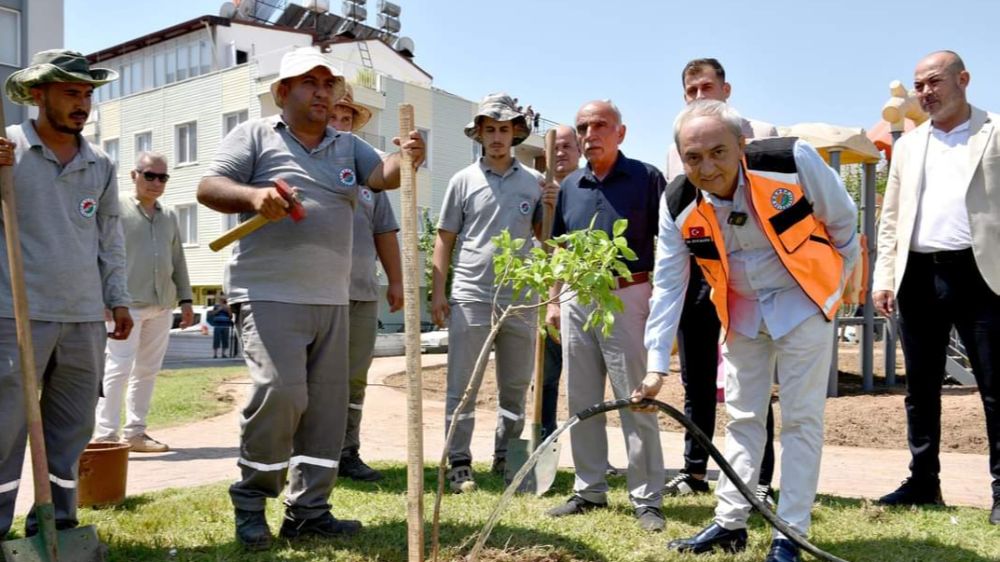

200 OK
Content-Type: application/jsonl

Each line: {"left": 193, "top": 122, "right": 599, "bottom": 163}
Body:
{"left": 398, "top": 103, "right": 424, "bottom": 562}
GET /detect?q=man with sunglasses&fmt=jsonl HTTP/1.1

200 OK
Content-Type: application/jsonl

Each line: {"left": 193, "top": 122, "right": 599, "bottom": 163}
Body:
{"left": 93, "top": 151, "right": 193, "bottom": 453}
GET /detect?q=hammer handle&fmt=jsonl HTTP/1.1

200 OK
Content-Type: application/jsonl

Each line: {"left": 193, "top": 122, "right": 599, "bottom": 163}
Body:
{"left": 209, "top": 214, "right": 269, "bottom": 252}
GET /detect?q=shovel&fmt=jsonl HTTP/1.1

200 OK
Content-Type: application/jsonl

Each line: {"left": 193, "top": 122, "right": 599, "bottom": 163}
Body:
{"left": 504, "top": 128, "right": 561, "bottom": 495}
{"left": 0, "top": 104, "right": 104, "bottom": 562}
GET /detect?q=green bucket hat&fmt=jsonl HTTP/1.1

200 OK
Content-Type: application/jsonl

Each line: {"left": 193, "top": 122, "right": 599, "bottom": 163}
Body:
{"left": 464, "top": 93, "right": 531, "bottom": 146}
{"left": 4, "top": 49, "right": 118, "bottom": 106}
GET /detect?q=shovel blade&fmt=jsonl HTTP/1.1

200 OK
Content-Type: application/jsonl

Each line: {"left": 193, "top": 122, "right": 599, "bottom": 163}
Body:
{"left": 2, "top": 525, "right": 104, "bottom": 562}
{"left": 505, "top": 437, "right": 562, "bottom": 496}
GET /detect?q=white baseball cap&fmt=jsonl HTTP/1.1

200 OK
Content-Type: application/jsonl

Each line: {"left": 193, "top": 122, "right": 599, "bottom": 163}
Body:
{"left": 270, "top": 47, "right": 345, "bottom": 108}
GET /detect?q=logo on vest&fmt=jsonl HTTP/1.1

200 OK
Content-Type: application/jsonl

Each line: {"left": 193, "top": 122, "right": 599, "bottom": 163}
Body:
{"left": 688, "top": 226, "right": 705, "bottom": 238}
{"left": 361, "top": 188, "right": 373, "bottom": 203}
{"left": 770, "top": 188, "right": 795, "bottom": 211}
{"left": 339, "top": 168, "right": 356, "bottom": 186}
{"left": 78, "top": 198, "right": 97, "bottom": 218}
{"left": 519, "top": 200, "right": 532, "bottom": 215}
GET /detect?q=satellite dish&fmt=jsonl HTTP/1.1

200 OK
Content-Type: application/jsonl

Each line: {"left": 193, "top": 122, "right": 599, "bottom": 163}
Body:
{"left": 219, "top": 1, "right": 237, "bottom": 18}
{"left": 395, "top": 36, "right": 414, "bottom": 58}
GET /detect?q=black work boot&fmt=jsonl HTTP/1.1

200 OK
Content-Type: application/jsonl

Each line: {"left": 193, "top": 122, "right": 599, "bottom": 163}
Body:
{"left": 339, "top": 447, "right": 383, "bottom": 482}
{"left": 235, "top": 508, "right": 272, "bottom": 551}
{"left": 877, "top": 476, "right": 945, "bottom": 506}
{"left": 279, "top": 510, "right": 362, "bottom": 540}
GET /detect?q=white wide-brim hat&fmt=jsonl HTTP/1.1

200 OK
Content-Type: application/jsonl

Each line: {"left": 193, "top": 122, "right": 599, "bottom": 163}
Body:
{"left": 270, "top": 47, "right": 345, "bottom": 108}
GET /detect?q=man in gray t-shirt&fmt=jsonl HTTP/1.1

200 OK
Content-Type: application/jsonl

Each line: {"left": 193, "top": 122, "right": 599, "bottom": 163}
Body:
{"left": 0, "top": 49, "right": 131, "bottom": 538}
{"left": 329, "top": 84, "right": 402, "bottom": 483}
{"left": 431, "top": 93, "right": 556, "bottom": 493}
{"left": 197, "top": 47, "right": 424, "bottom": 551}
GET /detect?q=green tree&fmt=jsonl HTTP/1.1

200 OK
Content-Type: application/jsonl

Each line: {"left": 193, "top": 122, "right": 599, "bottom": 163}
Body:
{"left": 431, "top": 217, "right": 637, "bottom": 559}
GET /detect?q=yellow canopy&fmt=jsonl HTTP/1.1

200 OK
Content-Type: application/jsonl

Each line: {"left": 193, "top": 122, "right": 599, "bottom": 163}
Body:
{"left": 777, "top": 122, "right": 881, "bottom": 165}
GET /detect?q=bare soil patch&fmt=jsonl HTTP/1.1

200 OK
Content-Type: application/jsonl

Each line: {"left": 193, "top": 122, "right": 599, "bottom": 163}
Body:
{"left": 387, "top": 342, "right": 988, "bottom": 454}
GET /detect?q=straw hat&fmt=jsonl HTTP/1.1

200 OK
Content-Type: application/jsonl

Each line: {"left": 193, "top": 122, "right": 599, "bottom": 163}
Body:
{"left": 270, "top": 47, "right": 345, "bottom": 108}
{"left": 5, "top": 49, "right": 118, "bottom": 106}
{"left": 334, "top": 83, "right": 372, "bottom": 131}
{"left": 464, "top": 93, "right": 531, "bottom": 146}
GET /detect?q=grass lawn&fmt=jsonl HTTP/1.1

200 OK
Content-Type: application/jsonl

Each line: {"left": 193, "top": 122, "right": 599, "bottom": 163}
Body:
{"left": 142, "top": 365, "right": 246, "bottom": 429}
{"left": 15, "top": 464, "right": 997, "bottom": 562}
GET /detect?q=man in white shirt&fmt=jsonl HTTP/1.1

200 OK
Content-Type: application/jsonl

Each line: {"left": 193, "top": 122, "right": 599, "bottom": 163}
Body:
{"left": 873, "top": 50, "right": 1000, "bottom": 526}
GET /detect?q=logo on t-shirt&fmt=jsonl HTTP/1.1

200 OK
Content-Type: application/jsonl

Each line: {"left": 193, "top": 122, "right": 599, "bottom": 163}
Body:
{"left": 360, "top": 188, "right": 373, "bottom": 203}
{"left": 78, "top": 198, "right": 98, "bottom": 218}
{"left": 339, "top": 168, "right": 357, "bottom": 186}
{"left": 770, "top": 188, "right": 795, "bottom": 211}
{"left": 519, "top": 200, "right": 532, "bottom": 215}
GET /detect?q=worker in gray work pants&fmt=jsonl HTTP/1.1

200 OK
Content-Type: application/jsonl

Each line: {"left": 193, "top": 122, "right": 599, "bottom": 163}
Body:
{"left": 196, "top": 47, "right": 425, "bottom": 551}
{"left": 431, "top": 93, "right": 558, "bottom": 494}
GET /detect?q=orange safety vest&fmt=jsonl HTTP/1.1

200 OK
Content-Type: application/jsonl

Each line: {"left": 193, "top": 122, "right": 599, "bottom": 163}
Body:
{"left": 665, "top": 138, "right": 845, "bottom": 340}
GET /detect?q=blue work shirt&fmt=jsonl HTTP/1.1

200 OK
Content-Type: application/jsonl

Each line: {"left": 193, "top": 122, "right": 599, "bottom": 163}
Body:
{"left": 552, "top": 151, "right": 665, "bottom": 274}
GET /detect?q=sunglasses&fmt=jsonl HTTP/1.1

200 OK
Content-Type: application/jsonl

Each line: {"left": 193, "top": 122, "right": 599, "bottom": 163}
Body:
{"left": 138, "top": 170, "right": 170, "bottom": 183}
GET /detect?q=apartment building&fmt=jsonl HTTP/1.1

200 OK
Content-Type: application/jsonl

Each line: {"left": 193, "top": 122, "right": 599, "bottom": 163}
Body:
{"left": 0, "top": 0, "right": 64, "bottom": 123}
{"left": 83, "top": 10, "right": 546, "bottom": 325}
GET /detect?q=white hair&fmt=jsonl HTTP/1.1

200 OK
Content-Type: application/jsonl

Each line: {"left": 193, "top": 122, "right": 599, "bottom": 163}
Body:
{"left": 135, "top": 151, "right": 168, "bottom": 170}
{"left": 673, "top": 99, "right": 743, "bottom": 147}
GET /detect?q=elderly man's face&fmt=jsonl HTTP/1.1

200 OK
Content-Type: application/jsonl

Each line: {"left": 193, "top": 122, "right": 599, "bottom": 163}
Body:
{"left": 683, "top": 67, "right": 731, "bottom": 104}
{"left": 329, "top": 105, "right": 355, "bottom": 133}
{"left": 678, "top": 115, "right": 744, "bottom": 199}
{"left": 553, "top": 126, "right": 581, "bottom": 177}
{"left": 913, "top": 53, "right": 969, "bottom": 123}
{"left": 575, "top": 102, "right": 625, "bottom": 169}
{"left": 132, "top": 158, "right": 169, "bottom": 202}
{"left": 479, "top": 117, "right": 514, "bottom": 159}
{"left": 33, "top": 82, "right": 93, "bottom": 135}
{"left": 278, "top": 66, "right": 339, "bottom": 124}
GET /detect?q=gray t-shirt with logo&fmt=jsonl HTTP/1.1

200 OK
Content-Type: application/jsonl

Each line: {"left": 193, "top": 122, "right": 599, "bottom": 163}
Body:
{"left": 0, "top": 122, "right": 129, "bottom": 322}
{"left": 350, "top": 184, "right": 399, "bottom": 302}
{"left": 437, "top": 159, "right": 543, "bottom": 304}
{"left": 206, "top": 116, "right": 382, "bottom": 305}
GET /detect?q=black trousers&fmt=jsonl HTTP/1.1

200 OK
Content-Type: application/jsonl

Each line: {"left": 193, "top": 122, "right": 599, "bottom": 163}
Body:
{"left": 541, "top": 334, "right": 562, "bottom": 439}
{"left": 896, "top": 249, "right": 999, "bottom": 498}
{"left": 680, "top": 262, "right": 775, "bottom": 483}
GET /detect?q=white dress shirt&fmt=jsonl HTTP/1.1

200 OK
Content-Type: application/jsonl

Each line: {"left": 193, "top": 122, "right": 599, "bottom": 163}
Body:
{"left": 911, "top": 120, "right": 973, "bottom": 252}
{"left": 645, "top": 140, "right": 859, "bottom": 374}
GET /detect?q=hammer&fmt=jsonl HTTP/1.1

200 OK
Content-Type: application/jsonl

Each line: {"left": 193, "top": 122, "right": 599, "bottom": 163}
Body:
{"left": 209, "top": 178, "right": 305, "bottom": 252}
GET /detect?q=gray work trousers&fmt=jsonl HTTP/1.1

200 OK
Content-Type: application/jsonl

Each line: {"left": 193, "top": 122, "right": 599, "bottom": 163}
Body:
{"left": 229, "top": 302, "right": 350, "bottom": 520}
{"left": 0, "top": 319, "right": 105, "bottom": 537}
{"left": 344, "top": 300, "right": 378, "bottom": 453}
{"left": 562, "top": 282, "right": 664, "bottom": 509}
{"left": 445, "top": 301, "right": 534, "bottom": 466}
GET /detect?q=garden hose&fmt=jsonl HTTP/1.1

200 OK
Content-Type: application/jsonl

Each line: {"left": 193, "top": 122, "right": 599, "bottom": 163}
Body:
{"left": 471, "top": 398, "right": 850, "bottom": 562}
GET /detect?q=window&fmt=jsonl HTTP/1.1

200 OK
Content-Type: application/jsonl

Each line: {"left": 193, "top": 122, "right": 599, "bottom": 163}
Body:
{"left": 222, "top": 213, "right": 240, "bottom": 231}
{"left": 0, "top": 8, "right": 20, "bottom": 67}
{"left": 119, "top": 64, "right": 130, "bottom": 96}
{"left": 109, "top": 77, "right": 119, "bottom": 100}
{"left": 165, "top": 49, "right": 176, "bottom": 83}
{"left": 134, "top": 132, "right": 152, "bottom": 158}
{"left": 143, "top": 54, "right": 154, "bottom": 90}
{"left": 103, "top": 139, "right": 119, "bottom": 166}
{"left": 188, "top": 42, "right": 199, "bottom": 78}
{"left": 199, "top": 40, "right": 212, "bottom": 75}
{"left": 176, "top": 204, "right": 198, "bottom": 245}
{"left": 222, "top": 110, "right": 248, "bottom": 137}
{"left": 130, "top": 61, "right": 143, "bottom": 94}
{"left": 471, "top": 140, "right": 482, "bottom": 162}
{"left": 417, "top": 128, "right": 431, "bottom": 169}
{"left": 154, "top": 52, "right": 165, "bottom": 87}
{"left": 175, "top": 122, "right": 197, "bottom": 164}
{"left": 176, "top": 45, "right": 188, "bottom": 81}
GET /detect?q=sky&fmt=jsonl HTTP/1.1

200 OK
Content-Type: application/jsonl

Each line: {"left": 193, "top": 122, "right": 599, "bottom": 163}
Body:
{"left": 66, "top": 0, "right": 1000, "bottom": 168}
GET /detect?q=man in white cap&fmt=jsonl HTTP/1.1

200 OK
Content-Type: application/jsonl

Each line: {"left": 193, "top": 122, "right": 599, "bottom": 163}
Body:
{"left": 0, "top": 49, "right": 132, "bottom": 539}
{"left": 329, "top": 84, "right": 403, "bottom": 482}
{"left": 431, "top": 92, "right": 556, "bottom": 493}
{"left": 197, "top": 46, "right": 424, "bottom": 550}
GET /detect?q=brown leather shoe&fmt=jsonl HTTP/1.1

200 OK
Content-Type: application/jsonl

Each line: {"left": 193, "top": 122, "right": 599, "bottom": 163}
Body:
{"left": 126, "top": 433, "right": 169, "bottom": 453}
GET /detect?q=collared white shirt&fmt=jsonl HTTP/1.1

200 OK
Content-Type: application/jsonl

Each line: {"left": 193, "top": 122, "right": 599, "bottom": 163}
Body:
{"left": 645, "top": 140, "right": 859, "bottom": 374}
{"left": 911, "top": 119, "right": 973, "bottom": 252}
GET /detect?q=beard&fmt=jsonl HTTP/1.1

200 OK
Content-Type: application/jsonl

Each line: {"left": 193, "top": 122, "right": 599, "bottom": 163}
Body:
{"left": 45, "top": 105, "right": 87, "bottom": 135}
